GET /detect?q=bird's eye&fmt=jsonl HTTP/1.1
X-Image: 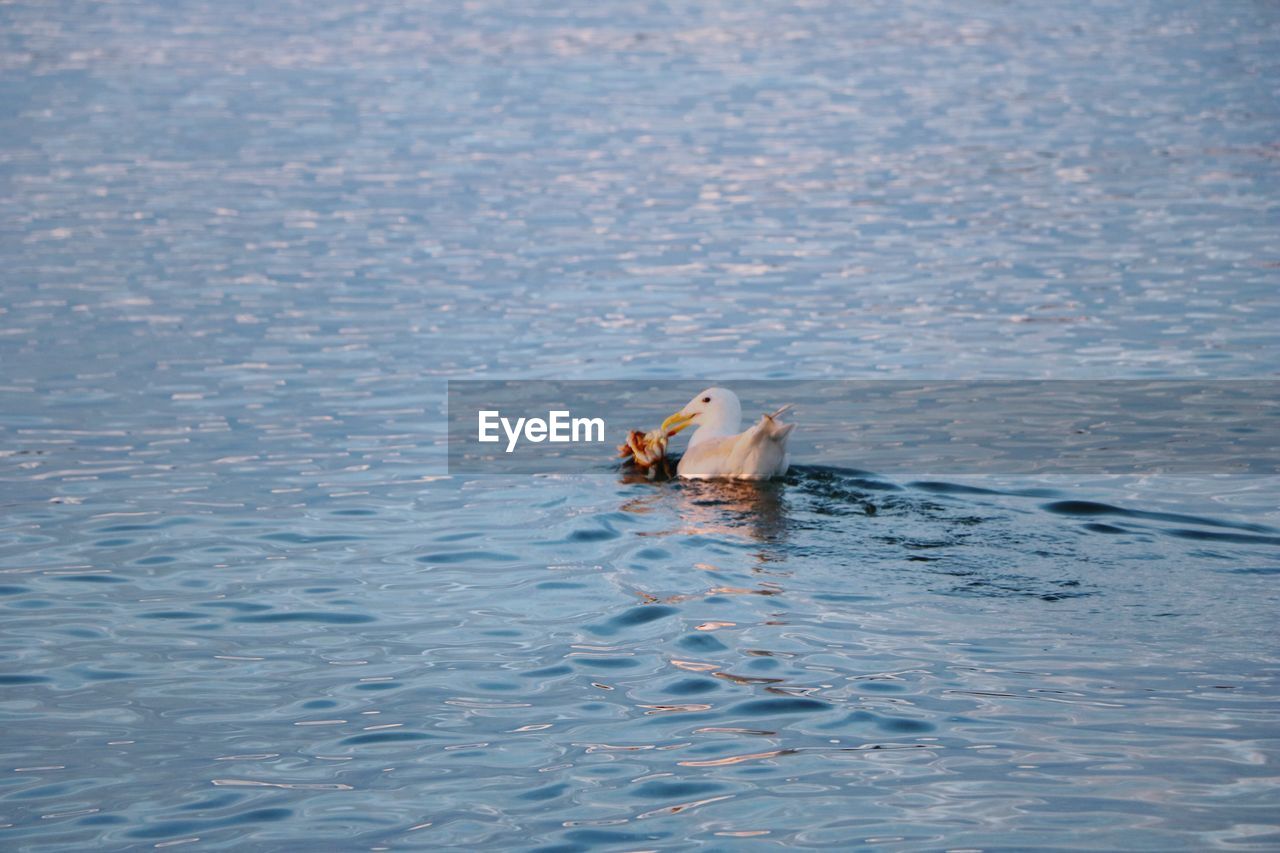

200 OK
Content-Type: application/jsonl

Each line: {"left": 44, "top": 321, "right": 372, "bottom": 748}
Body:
{"left": 701, "top": 396, "right": 711, "bottom": 403}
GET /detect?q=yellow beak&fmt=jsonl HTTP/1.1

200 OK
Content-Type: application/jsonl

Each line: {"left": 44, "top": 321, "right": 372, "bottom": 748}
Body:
{"left": 661, "top": 410, "right": 695, "bottom": 436}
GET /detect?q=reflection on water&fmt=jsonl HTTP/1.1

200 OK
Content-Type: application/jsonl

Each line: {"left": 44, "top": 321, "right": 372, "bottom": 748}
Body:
{"left": 1, "top": 460, "right": 1278, "bottom": 849}
{"left": 631, "top": 476, "right": 793, "bottom": 546}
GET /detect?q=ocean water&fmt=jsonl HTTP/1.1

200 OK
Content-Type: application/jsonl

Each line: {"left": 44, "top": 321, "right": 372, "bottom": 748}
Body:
{"left": 2, "top": 0, "right": 1279, "bottom": 850}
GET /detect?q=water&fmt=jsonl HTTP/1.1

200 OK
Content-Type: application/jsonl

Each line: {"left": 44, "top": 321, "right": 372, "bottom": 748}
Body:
{"left": 2, "top": 0, "right": 1279, "bottom": 849}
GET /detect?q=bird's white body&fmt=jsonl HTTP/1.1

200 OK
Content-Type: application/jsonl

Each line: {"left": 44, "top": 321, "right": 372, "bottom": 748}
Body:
{"left": 662, "top": 388, "right": 794, "bottom": 480}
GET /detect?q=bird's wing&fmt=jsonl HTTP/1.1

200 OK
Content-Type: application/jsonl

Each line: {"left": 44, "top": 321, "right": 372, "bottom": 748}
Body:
{"left": 676, "top": 435, "right": 743, "bottom": 479}
{"left": 679, "top": 413, "right": 794, "bottom": 479}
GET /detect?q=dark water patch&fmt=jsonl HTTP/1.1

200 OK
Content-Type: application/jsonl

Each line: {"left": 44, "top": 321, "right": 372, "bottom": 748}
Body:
{"left": 537, "top": 581, "right": 587, "bottom": 590}
{"left": 233, "top": 808, "right": 294, "bottom": 824}
{"left": 62, "top": 627, "right": 106, "bottom": 639}
{"left": 78, "top": 814, "right": 127, "bottom": 826}
{"left": 55, "top": 574, "right": 128, "bottom": 583}
{"left": 126, "top": 808, "right": 292, "bottom": 840}
{"left": 938, "top": 575, "right": 1094, "bottom": 601}
{"left": 416, "top": 550, "right": 520, "bottom": 564}
{"left": 913, "top": 480, "right": 1061, "bottom": 498}
{"left": 793, "top": 466, "right": 903, "bottom": 492}
{"left": 666, "top": 678, "right": 720, "bottom": 696}
{"left": 433, "top": 531, "right": 482, "bottom": 542}
{"left": 231, "top": 611, "right": 376, "bottom": 624}
{"left": 1044, "top": 500, "right": 1145, "bottom": 516}
{"left": 332, "top": 508, "right": 377, "bottom": 516}
{"left": 1220, "top": 566, "right": 1280, "bottom": 575}
{"left": 476, "top": 680, "right": 519, "bottom": 691}
{"left": 734, "top": 698, "right": 829, "bottom": 715}
{"left": 1083, "top": 523, "right": 1130, "bottom": 534}
{"left": 0, "top": 674, "right": 51, "bottom": 685}
{"left": 1043, "top": 500, "right": 1277, "bottom": 534}
{"left": 882, "top": 536, "right": 961, "bottom": 550}
{"left": 139, "top": 610, "right": 205, "bottom": 619}
{"left": 677, "top": 633, "right": 729, "bottom": 652}
{"left": 523, "top": 665, "right": 573, "bottom": 678}
{"left": 837, "top": 710, "right": 935, "bottom": 733}
{"left": 588, "top": 604, "right": 677, "bottom": 635}
{"left": 1164, "top": 529, "right": 1280, "bottom": 547}
{"left": 201, "top": 601, "right": 273, "bottom": 612}
{"left": 911, "top": 481, "right": 1004, "bottom": 496}
{"left": 567, "top": 527, "right": 619, "bottom": 542}
{"left": 857, "top": 680, "right": 906, "bottom": 693}
{"left": 76, "top": 669, "right": 136, "bottom": 681}
{"left": 571, "top": 657, "right": 640, "bottom": 669}
{"left": 136, "top": 555, "right": 176, "bottom": 565}
{"left": 260, "top": 532, "right": 366, "bottom": 544}
{"left": 630, "top": 780, "right": 725, "bottom": 799}
{"left": 0, "top": 585, "right": 29, "bottom": 595}
{"left": 340, "top": 731, "right": 436, "bottom": 745}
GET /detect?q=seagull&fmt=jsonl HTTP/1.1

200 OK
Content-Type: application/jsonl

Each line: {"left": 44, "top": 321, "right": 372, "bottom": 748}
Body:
{"left": 660, "top": 388, "right": 794, "bottom": 480}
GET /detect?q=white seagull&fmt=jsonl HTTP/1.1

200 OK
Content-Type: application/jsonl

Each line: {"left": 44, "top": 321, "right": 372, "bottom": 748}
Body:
{"left": 660, "top": 387, "right": 794, "bottom": 480}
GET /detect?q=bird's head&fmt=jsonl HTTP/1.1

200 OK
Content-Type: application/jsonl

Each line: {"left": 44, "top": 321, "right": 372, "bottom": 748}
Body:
{"left": 661, "top": 387, "right": 743, "bottom": 437}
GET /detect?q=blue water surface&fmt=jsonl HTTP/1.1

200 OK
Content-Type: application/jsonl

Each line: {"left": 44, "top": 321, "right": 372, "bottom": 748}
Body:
{"left": 1, "top": 0, "right": 1278, "bottom": 850}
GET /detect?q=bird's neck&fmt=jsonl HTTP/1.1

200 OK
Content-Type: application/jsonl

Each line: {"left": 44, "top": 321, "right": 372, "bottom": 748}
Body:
{"left": 688, "top": 415, "right": 740, "bottom": 448}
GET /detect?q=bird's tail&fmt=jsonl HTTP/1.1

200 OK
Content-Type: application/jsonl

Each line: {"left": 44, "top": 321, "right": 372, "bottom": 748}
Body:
{"left": 761, "top": 405, "right": 795, "bottom": 440}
